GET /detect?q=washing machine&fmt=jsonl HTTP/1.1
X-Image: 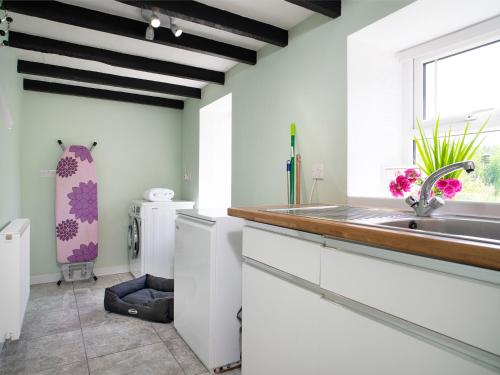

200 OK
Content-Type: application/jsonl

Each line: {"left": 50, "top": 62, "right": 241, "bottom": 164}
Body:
{"left": 128, "top": 202, "right": 142, "bottom": 278}
{"left": 128, "top": 199, "right": 194, "bottom": 279}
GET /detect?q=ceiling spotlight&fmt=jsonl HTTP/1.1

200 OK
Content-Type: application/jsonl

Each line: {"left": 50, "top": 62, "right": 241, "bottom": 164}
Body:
{"left": 145, "top": 25, "right": 154, "bottom": 41}
{"left": 171, "top": 23, "right": 182, "bottom": 38}
{"left": 168, "top": 16, "right": 182, "bottom": 38}
{"left": 0, "top": 16, "right": 12, "bottom": 24}
{"left": 150, "top": 14, "right": 160, "bottom": 28}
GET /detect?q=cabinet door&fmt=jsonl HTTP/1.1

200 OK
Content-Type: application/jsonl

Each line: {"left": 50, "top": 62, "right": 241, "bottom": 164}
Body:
{"left": 242, "top": 263, "right": 324, "bottom": 375}
{"left": 242, "top": 263, "right": 498, "bottom": 375}
{"left": 321, "top": 246, "right": 500, "bottom": 356}
{"left": 174, "top": 217, "right": 215, "bottom": 368}
{"left": 317, "top": 296, "right": 498, "bottom": 375}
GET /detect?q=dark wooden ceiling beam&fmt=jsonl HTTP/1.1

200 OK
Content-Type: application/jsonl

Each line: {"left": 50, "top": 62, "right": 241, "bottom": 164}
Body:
{"left": 17, "top": 60, "right": 201, "bottom": 99}
{"left": 23, "top": 79, "right": 184, "bottom": 109}
{"left": 284, "top": 0, "right": 341, "bottom": 19}
{"left": 120, "top": 0, "right": 288, "bottom": 47}
{"left": 9, "top": 32, "right": 225, "bottom": 85}
{"left": 0, "top": 0, "right": 256, "bottom": 65}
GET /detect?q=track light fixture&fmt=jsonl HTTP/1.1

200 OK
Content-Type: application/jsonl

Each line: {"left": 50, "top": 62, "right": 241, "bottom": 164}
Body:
{"left": 150, "top": 16, "right": 160, "bottom": 28}
{"left": 0, "top": 16, "right": 13, "bottom": 24}
{"left": 145, "top": 25, "right": 154, "bottom": 40}
{"left": 0, "top": 11, "right": 12, "bottom": 47}
{"left": 166, "top": 16, "right": 182, "bottom": 38}
{"left": 170, "top": 19, "right": 183, "bottom": 38}
{"left": 141, "top": 8, "right": 182, "bottom": 41}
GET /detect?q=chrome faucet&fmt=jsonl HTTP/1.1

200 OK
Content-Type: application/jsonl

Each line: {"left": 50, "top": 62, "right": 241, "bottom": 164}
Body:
{"left": 405, "top": 161, "right": 475, "bottom": 217}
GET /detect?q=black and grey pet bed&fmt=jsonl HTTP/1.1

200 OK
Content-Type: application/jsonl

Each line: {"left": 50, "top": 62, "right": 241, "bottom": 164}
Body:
{"left": 104, "top": 274, "right": 174, "bottom": 323}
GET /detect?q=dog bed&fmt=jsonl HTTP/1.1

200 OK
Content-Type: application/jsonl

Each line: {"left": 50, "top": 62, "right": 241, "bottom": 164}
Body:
{"left": 104, "top": 274, "right": 174, "bottom": 323}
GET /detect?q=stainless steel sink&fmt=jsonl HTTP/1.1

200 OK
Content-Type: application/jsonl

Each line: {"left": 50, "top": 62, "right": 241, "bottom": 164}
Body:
{"left": 264, "top": 205, "right": 412, "bottom": 222}
{"left": 263, "top": 205, "right": 500, "bottom": 245}
{"left": 374, "top": 217, "right": 500, "bottom": 244}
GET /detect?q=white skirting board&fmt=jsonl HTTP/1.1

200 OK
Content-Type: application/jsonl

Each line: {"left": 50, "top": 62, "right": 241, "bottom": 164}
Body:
{"left": 30, "top": 264, "right": 130, "bottom": 285}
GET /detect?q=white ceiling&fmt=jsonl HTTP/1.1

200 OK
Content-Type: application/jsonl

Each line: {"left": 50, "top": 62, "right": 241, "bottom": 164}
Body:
{"left": 351, "top": 0, "right": 500, "bottom": 52}
{"left": 5, "top": 0, "right": 314, "bottom": 101}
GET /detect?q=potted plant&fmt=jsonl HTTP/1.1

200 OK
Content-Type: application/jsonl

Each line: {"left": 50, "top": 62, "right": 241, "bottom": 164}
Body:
{"left": 389, "top": 116, "right": 488, "bottom": 199}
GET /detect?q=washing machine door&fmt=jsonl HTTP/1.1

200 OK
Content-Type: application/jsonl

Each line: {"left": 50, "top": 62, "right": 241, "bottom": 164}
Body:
{"left": 129, "top": 217, "right": 140, "bottom": 259}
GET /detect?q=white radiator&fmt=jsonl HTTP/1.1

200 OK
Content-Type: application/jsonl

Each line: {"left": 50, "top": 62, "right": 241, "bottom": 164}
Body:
{"left": 0, "top": 219, "right": 30, "bottom": 343}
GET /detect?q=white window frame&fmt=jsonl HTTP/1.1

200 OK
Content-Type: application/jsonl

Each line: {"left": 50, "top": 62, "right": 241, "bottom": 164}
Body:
{"left": 399, "top": 16, "right": 500, "bottom": 135}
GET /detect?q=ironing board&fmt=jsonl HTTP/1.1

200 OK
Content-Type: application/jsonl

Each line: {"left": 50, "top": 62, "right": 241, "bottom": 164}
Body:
{"left": 55, "top": 145, "right": 98, "bottom": 283}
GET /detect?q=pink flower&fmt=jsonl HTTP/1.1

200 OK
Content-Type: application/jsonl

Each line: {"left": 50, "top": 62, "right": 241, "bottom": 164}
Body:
{"left": 436, "top": 179, "right": 448, "bottom": 190}
{"left": 435, "top": 178, "right": 462, "bottom": 199}
{"left": 447, "top": 179, "right": 462, "bottom": 191}
{"left": 389, "top": 181, "right": 404, "bottom": 197}
{"left": 443, "top": 185, "right": 457, "bottom": 199}
{"left": 404, "top": 168, "right": 420, "bottom": 183}
{"left": 395, "top": 175, "right": 411, "bottom": 192}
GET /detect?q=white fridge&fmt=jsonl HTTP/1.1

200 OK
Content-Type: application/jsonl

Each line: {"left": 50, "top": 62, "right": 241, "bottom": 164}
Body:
{"left": 174, "top": 209, "right": 243, "bottom": 371}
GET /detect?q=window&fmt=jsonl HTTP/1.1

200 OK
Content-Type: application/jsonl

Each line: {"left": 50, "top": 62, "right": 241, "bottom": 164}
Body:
{"left": 198, "top": 94, "right": 232, "bottom": 209}
{"left": 414, "top": 34, "right": 500, "bottom": 202}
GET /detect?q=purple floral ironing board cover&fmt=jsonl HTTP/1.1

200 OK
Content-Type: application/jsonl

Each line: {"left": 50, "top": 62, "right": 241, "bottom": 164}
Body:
{"left": 55, "top": 145, "right": 98, "bottom": 263}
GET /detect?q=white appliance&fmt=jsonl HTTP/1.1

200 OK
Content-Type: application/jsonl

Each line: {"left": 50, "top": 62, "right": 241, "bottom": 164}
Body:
{"left": 128, "top": 200, "right": 194, "bottom": 278}
{"left": 0, "top": 219, "right": 30, "bottom": 344}
{"left": 174, "top": 209, "right": 244, "bottom": 371}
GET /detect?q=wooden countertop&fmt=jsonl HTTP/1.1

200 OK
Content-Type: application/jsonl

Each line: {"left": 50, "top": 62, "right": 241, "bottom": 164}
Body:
{"left": 228, "top": 205, "right": 500, "bottom": 271}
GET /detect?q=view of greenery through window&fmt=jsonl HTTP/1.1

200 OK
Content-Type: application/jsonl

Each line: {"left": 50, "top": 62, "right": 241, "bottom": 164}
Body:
{"left": 421, "top": 39, "right": 500, "bottom": 202}
{"left": 455, "top": 135, "right": 500, "bottom": 202}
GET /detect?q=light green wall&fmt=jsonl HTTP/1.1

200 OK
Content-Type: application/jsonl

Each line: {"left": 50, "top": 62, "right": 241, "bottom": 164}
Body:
{"left": 0, "top": 48, "right": 22, "bottom": 229}
{"left": 21, "top": 92, "right": 183, "bottom": 276}
{"left": 181, "top": 0, "right": 412, "bottom": 206}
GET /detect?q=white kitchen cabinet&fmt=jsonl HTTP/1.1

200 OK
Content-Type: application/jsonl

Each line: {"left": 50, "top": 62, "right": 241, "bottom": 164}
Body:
{"left": 242, "top": 262, "right": 324, "bottom": 375}
{"left": 320, "top": 245, "right": 500, "bottom": 356}
{"left": 241, "top": 226, "right": 500, "bottom": 375}
{"left": 243, "top": 226, "right": 321, "bottom": 283}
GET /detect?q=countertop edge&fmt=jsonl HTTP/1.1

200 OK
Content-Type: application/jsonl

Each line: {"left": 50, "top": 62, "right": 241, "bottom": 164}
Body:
{"left": 228, "top": 206, "right": 500, "bottom": 271}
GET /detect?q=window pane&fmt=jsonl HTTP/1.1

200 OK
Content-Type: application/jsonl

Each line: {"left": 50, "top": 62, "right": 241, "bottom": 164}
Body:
{"left": 423, "top": 40, "right": 500, "bottom": 118}
{"left": 458, "top": 131, "right": 500, "bottom": 202}
{"left": 423, "top": 61, "right": 435, "bottom": 120}
{"left": 416, "top": 131, "right": 500, "bottom": 202}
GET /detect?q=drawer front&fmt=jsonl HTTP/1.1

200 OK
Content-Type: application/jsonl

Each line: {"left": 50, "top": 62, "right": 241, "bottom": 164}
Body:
{"left": 320, "top": 246, "right": 500, "bottom": 356}
{"left": 243, "top": 227, "right": 321, "bottom": 284}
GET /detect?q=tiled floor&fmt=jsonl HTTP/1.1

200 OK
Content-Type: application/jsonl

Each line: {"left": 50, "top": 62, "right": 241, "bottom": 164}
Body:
{"left": 0, "top": 273, "right": 242, "bottom": 375}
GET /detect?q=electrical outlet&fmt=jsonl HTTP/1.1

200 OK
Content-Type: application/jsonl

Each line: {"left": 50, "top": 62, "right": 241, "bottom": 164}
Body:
{"left": 183, "top": 171, "right": 192, "bottom": 181}
{"left": 311, "top": 163, "right": 324, "bottom": 179}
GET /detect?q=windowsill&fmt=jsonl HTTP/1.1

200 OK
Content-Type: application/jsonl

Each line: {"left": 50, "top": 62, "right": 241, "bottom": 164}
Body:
{"left": 347, "top": 196, "right": 500, "bottom": 219}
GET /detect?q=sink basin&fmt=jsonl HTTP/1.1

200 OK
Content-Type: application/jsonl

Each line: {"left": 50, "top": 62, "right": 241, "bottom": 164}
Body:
{"left": 264, "top": 205, "right": 411, "bottom": 222}
{"left": 262, "top": 205, "right": 500, "bottom": 245}
{"left": 376, "top": 217, "right": 500, "bottom": 244}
